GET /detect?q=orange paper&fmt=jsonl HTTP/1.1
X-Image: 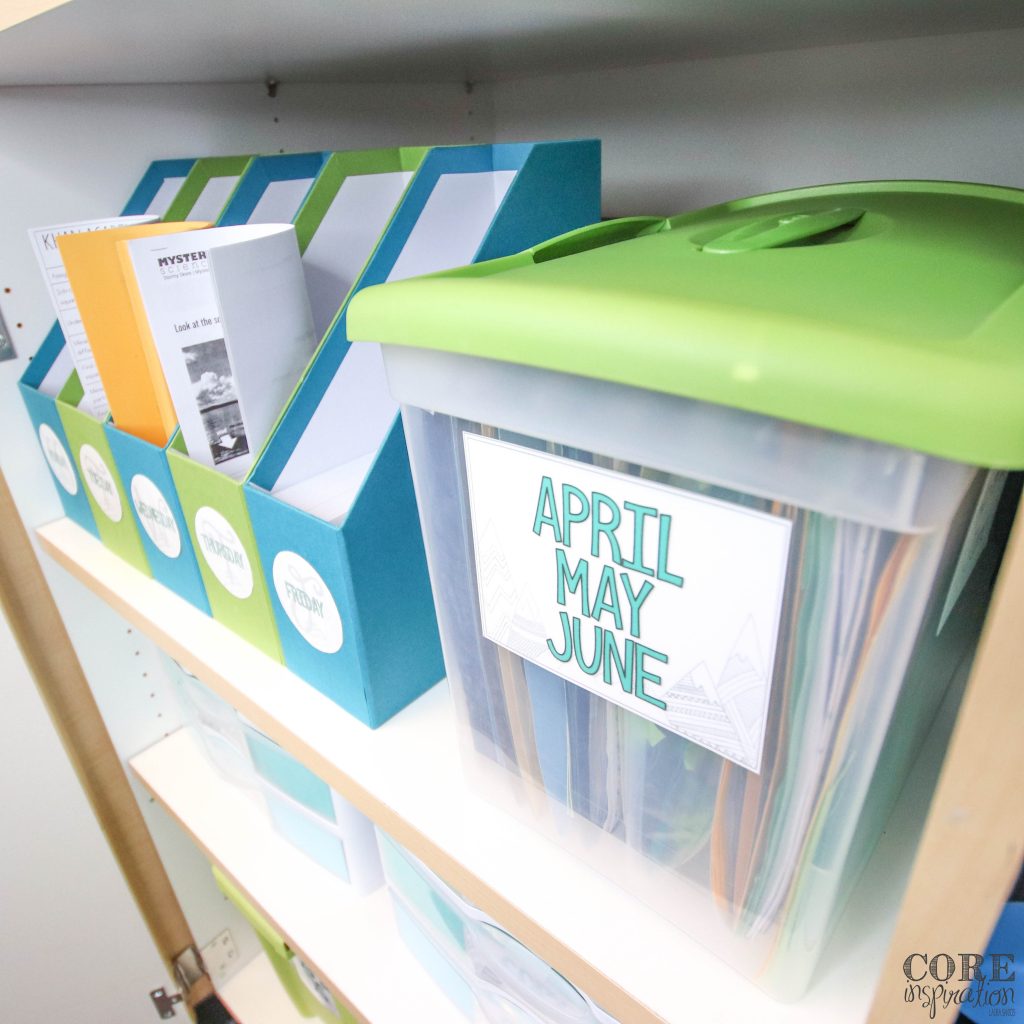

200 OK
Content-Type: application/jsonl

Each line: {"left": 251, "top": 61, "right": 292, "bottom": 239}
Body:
{"left": 58, "top": 221, "right": 210, "bottom": 446}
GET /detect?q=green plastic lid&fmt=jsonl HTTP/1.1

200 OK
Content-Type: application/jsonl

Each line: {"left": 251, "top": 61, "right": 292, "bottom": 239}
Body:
{"left": 347, "top": 180, "right": 1024, "bottom": 468}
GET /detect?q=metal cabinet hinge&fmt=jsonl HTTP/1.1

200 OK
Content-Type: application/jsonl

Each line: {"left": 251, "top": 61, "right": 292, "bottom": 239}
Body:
{"left": 150, "top": 987, "right": 183, "bottom": 1019}
{"left": 173, "top": 944, "right": 207, "bottom": 995}
{"left": 150, "top": 945, "right": 208, "bottom": 1018}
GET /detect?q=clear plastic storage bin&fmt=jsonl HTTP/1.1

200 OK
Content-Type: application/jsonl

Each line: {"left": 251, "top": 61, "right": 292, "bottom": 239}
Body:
{"left": 348, "top": 182, "right": 1024, "bottom": 997}
{"left": 168, "top": 657, "right": 255, "bottom": 786}
{"left": 377, "top": 829, "right": 617, "bottom": 1023}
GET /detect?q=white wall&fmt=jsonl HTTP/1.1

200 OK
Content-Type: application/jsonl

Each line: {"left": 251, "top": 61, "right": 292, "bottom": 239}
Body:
{"left": 0, "top": 602, "right": 172, "bottom": 1023}
{"left": 486, "top": 27, "right": 1024, "bottom": 215}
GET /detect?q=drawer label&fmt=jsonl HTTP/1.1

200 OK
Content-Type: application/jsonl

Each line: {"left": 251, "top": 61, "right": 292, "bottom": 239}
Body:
{"left": 463, "top": 433, "right": 792, "bottom": 772}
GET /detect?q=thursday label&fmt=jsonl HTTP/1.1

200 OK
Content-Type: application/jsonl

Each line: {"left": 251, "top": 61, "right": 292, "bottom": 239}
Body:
{"left": 194, "top": 506, "right": 253, "bottom": 599}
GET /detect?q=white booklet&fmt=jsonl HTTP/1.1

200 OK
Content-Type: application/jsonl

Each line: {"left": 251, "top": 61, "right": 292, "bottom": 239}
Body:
{"left": 122, "top": 224, "right": 317, "bottom": 478}
{"left": 28, "top": 215, "right": 157, "bottom": 418}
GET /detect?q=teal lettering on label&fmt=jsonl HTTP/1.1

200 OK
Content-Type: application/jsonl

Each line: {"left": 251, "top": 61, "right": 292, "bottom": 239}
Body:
{"left": 532, "top": 475, "right": 561, "bottom": 543}
{"left": 621, "top": 500, "right": 657, "bottom": 577}
{"left": 591, "top": 563, "right": 624, "bottom": 631}
{"left": 547, "top": 610, "right": 574, "bottom": 663}
{"left": 620, "top": 573, "right": 655, "bottom": 638}
{"left": 555, "top": 548, "right": 590, "bottom": 615}
{"left": 533, "top": 468, "right": 688, "bottom": 719}
{"left": 201, "top": 534, "right": 243, "bottom": 568}
{"left": 635, "top": 644, "right": 669, "bottom": 710}
{"left": 284, "top": 581, "right": 324, "bottom": 618}
{"left": 591, "top": 491, "right": 622, "bottom": 563}
{"left": 138, "top": 501, "right": 174, "bottom": 529}
{"left": 561, "top": 483, "right": 590, "bottom": 547}
{"left": 87, "top": 468, "right": 113, "bottom": 495}
{"left": 657, "top": 514, "right": 685, "bottom": 588}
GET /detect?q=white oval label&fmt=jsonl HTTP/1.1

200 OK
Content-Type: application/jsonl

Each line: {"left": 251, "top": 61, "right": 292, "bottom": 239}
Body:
{"left": 194, "top": 506, "right": 253, "bottom": 599}
{"left": 130, "top": 475, "right": 181, "bottom": 559}
{"left": 79, "top": 444, "right": 122, "bottom": 522}
{"left": 272, "top": 551, "right": 343, "bottom": 654}
{"left": 39, "top": 424, "right": 78, "bottom": 495}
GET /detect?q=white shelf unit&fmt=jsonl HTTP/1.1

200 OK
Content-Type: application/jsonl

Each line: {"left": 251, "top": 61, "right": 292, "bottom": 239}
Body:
{"left": 41, "top": 517, "right": 958, "bottom": 1024}
{"left": 3, "top": 9, "right": 1023, "bottom": 1021}
{"left": 130, "top": 727, "right": 454, "bottom": 1024}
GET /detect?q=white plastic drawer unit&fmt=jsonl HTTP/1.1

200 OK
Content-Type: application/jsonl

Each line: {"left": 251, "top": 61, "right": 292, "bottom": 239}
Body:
{"left": 347, "top": 182, "right": 1024, "bottom": 997}
{"left": 377, "top": 829, "right": 618, "bottom": 1023}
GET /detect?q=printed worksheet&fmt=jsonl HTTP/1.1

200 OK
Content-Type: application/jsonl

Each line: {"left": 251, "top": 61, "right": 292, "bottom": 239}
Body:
{"left": 29, "top": 215, "right": 157, "bottom": 418}
{"left": 123, "top": 224, "right": 317, "bottom": 478}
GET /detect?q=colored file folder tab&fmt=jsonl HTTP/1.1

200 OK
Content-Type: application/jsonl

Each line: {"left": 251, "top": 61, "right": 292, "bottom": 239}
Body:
{"left": 347, "top": 180, "right": 1024, "bottom": 997}
{"left": 104, "top": 150, "right": 329, "bottom": 614}
{"left": 19, "top": 158, "right": 198, "bottom": 538}
{"left": 243, "top": 140, "right": 601, "bottom": 725}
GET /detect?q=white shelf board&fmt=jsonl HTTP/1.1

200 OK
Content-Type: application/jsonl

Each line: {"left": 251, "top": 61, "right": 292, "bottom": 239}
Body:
{"left": 3, "top": 0, "right": 1024, "bottom": 86}
{"left": 218, "top": 951, "right": 310, "bottom": 1024}
{"left": 131, "top": 726, "right": 454, "bottom": 1024}
{"left": 41, "top": 517, "right": 933, "bottom": 1024}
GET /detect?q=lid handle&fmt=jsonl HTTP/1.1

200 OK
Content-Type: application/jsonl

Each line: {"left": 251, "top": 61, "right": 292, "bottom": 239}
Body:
{"left": 702, "top": 207, "right": 865, "bottom": 254}
{"left": 531, "top": 216, "right": 666, "bottom": 263}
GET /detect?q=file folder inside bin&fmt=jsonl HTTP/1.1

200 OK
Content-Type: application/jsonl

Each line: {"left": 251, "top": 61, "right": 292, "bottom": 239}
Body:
{"left": 377, "top": 829, "right": 618, "bottom": 1022}
{"left": 349, "top": 181, "right": 1024, "bottom": 998}
{"left": 243, "top": 723, "right": 383, "bottom": 894}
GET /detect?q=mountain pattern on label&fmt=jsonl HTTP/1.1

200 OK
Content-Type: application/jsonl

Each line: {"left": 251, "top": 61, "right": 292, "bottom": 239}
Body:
{"left": 662, "top": 617, "right": 768, "bottom": 771}
{"left": 477, "top": 519, "right": 549, "bottom": 663}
